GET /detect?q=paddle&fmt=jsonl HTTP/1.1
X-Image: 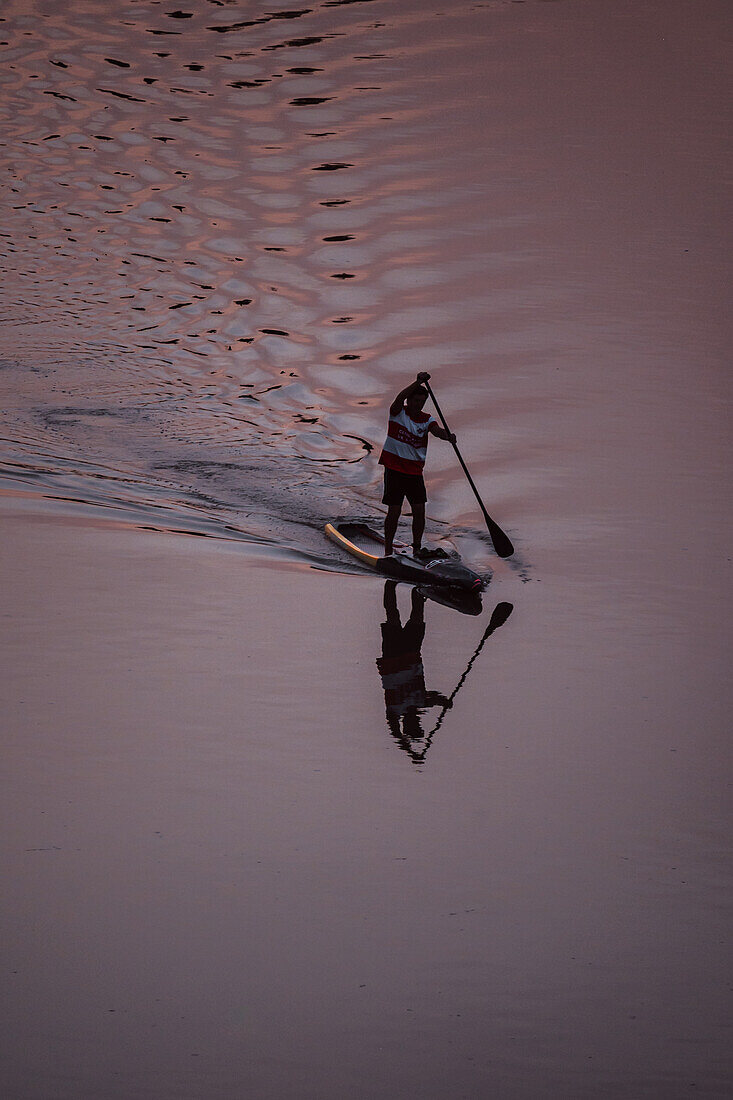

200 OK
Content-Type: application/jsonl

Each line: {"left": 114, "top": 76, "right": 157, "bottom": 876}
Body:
{"left": 414, "top": 601, "right": 514, "bottom": 758}
{"left": 424, "top": 380, "right": 514, "bottom": 558}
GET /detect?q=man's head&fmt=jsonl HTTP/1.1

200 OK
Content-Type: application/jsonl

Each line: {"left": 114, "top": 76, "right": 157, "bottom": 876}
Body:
{"left": 405, "top": 386, "right": 428, "bottom": 415}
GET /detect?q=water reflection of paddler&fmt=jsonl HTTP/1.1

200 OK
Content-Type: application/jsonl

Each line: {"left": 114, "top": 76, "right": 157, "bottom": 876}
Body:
{"left": 377, "top": 588, "right": 514, "bottom": 764}
{"left": 377, "top": 581, "right": 451, "bottom": 760}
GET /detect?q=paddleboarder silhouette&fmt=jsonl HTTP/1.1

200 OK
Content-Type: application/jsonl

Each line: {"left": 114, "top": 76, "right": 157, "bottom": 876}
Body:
{"left": 376, "top": 582, "right": 514, "bottom": 764}
{"left": 376, "top": 581, "right": 451, "bottom": 762}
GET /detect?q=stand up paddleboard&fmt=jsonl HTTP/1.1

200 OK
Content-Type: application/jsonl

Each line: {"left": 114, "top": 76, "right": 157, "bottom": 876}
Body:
{"left": 325, "top": 522, "right": 486, "bottom": 593}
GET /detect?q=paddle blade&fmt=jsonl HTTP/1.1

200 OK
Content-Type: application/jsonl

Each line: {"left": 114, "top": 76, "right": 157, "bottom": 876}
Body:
{"left": 487, "top": 601, "right": 513, "bottom": 634}
{"left": 485, "top": 513, "right": 514, "bottom": 558}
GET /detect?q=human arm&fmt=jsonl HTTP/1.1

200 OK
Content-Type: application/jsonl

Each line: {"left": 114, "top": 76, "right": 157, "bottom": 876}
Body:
{"left": 389, "top": 372, "right": 431, "bottom": 416}
{"left": 428, "top": 421, "right": 456, "bottom": 444}
{"left": 425, "top": 690, "right": 452, "bottom": 708}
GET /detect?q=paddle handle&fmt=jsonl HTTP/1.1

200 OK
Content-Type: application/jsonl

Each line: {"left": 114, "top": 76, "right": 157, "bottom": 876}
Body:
{"left": 424, "top": 381, "right": 514, "bottom": 558}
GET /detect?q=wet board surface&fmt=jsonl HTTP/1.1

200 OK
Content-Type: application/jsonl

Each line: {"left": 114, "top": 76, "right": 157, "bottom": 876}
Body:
{"left": 336, "top": 522, "right": 386, "bottom": 560}
{"left": 325, "top": 522, "right": 484, "bottom": 592}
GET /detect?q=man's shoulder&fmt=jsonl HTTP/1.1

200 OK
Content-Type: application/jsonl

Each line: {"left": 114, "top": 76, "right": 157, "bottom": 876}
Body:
{"left": 390, "top": 407, "right": 431, "bottom": 424}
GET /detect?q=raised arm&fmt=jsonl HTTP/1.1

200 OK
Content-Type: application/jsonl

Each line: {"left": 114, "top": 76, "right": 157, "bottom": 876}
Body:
{"left": 390, "top": 371, "right": 431, "bottom": 415}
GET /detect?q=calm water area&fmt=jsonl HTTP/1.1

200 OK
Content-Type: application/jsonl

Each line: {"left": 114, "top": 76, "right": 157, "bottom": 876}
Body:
{"left": 1, "top": 0, "right": 731, "bottom": 1097}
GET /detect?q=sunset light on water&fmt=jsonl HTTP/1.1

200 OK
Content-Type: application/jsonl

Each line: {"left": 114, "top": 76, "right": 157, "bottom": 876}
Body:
{"left": 1, "top": 1, "right": 731, "bottom": 1097}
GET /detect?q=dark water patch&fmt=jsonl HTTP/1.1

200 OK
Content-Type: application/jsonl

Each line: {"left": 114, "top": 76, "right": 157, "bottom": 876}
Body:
{"left": 208, "top": 10, "right": 312, "bottom": 35}
{"left": 269, "top": 8, "right": 313, "bottom": 18}
{"left": 96, "top": 86, "right": 146, "bottom": 102}
{"left": 131, "top": 252, "right": 169, "bottom": 263}
{"left": 207, "top": 21, "right": 268, "bottom": 34}
{"left": 345, "top": 434, "right": 372, "bottom": 454}
{"left": 263, "top": 36, "right": 340, "bottom": 51}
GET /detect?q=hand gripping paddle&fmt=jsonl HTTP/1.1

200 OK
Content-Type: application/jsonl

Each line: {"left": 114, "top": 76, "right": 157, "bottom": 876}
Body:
{"left": 425, "top": 381, "right": 514, "bottom": 559}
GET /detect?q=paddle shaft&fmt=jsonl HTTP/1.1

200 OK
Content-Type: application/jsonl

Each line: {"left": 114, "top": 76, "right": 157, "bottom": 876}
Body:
{"left": 422, "top": 601, "right": 514, "bottom": 747}
{"left": 424, "top": 381, "right": 514, "bottom": 558}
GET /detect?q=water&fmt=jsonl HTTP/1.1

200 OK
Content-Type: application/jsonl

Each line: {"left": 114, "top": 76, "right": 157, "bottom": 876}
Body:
{"left": 1, "top": 1, "right": 731, "bottom": 1097}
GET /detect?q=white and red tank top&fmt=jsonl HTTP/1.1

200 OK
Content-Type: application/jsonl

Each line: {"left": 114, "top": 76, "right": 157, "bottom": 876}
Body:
{"left": 378, "top": 408, "right": 436, "bottom": 476}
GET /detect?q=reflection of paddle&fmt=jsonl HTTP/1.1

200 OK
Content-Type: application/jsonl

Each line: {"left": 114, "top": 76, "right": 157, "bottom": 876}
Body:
{"left": 417, "top": 601, "right": 514, "bottom": 755}
{"left": 425, "top": 380, "right": 514, "bottom": 559}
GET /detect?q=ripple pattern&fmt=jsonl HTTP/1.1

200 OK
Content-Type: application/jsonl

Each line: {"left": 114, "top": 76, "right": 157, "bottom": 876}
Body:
{"left": 1, "top": 0, "right": 555, "bottom": 559}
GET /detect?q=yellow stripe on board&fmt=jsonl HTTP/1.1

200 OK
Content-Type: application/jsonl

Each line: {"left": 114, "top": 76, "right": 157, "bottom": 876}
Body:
{"left": 324, "top": 523, "right": 380, "bottom": 567}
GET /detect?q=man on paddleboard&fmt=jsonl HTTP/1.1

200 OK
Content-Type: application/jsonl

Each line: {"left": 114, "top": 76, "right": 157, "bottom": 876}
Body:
{"left": 379, "top": 372, "right": 455, "bottom": 558}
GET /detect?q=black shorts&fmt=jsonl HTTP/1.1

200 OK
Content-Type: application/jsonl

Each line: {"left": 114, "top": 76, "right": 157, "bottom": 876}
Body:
{"left": 382, "top": 467, "right": 427, "bottom": 507}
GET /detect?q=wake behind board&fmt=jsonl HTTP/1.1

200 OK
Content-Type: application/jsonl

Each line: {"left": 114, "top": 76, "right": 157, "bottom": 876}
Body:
{"left": 324, "top": 522, "right": 485, "bottom": 594}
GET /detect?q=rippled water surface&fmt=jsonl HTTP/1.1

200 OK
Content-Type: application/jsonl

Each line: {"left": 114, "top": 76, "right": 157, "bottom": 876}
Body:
{"left": 1, "top": 0, "right": 731, "bottom": 1097}
{"left": 2, "top": 0, "right": 560, "bottom": 563}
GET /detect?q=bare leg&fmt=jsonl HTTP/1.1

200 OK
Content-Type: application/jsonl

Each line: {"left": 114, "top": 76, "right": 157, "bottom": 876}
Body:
{"left": 384, "top": 505, "right": 401, "bottom": 555}
{"left": 412, "top": 503, "right": 425, "bottom": 554}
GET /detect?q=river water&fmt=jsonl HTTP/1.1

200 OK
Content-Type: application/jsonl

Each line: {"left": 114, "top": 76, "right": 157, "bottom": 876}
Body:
{"left": 1, "top": 1, "right": 731, "bottom": 1097}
